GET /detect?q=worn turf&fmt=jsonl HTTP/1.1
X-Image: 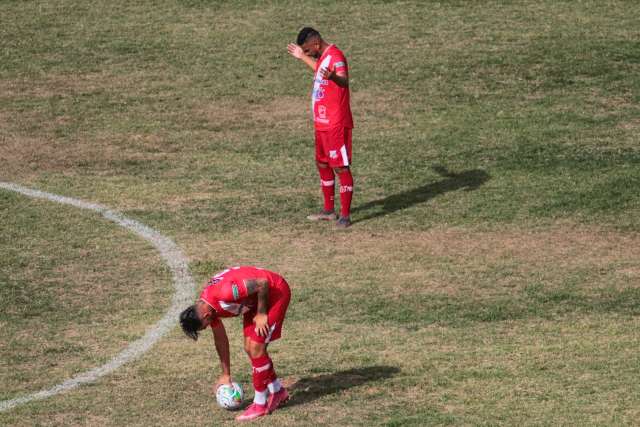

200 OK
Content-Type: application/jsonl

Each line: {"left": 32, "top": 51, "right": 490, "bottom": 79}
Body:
{"left": 1, "top": 0, "right": 639, "bottom": 425}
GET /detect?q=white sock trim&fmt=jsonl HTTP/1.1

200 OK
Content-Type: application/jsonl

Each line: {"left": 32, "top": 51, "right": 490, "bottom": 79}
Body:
{"left": 253, "top": 389, "right": 268, "bottom": 405}
{"left": 267, "top": 379, "right": 282, "bottom": 394}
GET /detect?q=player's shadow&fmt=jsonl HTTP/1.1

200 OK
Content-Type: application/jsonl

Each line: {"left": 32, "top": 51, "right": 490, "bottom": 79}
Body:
{"left": 285, "top": 365, "right": 401, "bottom": 408}
{"left": 352, "top": 165, "right": 490, "bottom": 223}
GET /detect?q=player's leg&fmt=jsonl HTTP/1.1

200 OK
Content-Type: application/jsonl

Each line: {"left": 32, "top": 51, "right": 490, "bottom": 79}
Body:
{"left": 243, "top": 338, "right": 285, "bottom": 400}
{"left": 237, "top": 284, "right": 291, "bottom": 420}
{"left": 245, "top": 338, "right": 274, "bottom": 405}
{"left": 235, "top": 337, "right": 271, "bottom": 421}
{"left": 331, "top": 127, "right": 353, "bottom": 227}
{"left": 308, "top": 130, "right": 337, "bottom": 221}
{"left": 317, "top": 161, "right": 337, "bottom": 215}
{"left": 259, "top": 282, "right": 291, "bottom": 413}
{"left": 334, "top": 165, "right": 353, "bottom": 227}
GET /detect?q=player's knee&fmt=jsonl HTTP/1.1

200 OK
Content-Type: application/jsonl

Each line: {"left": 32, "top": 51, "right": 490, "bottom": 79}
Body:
{"left": 317, "top": 161, "right": 330, "bottom": 169}
{"left": 334, "top": 166, "right": 349, "bottom": 174}
{"left": 245, "top": 340, "right": 267, "bottom": 358}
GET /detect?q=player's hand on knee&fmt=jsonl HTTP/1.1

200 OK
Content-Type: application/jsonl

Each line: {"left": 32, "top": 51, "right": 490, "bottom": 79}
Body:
{"left": 253, "top": 313, "right": 269, "bottom": 337}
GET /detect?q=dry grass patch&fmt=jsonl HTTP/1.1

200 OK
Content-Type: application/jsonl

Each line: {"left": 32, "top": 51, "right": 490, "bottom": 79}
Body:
{"left": 352, "top": 89, "right": 412, "bottom": 130}
{"left": 0, "top": 71, "right": 168, "bottom": 100}
{"left": 186, "top": 223, "right": 640, "bottom": 296}
{"left": 192, "top": 95, "right": 309, "bottom": 134}
{"left": 618, "top": 117, "right": 640, "bottom": 130}
{"left": 0, "top": 128, "right": 180, "bottom": 183}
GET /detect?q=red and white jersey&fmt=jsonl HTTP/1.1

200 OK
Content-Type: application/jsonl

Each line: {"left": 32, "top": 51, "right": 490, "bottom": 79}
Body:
{"left": 312, "top": 44, "right": 353, "bottom": 130}
{"left": 199, "top": 266, "right": 285, "bottom": 326}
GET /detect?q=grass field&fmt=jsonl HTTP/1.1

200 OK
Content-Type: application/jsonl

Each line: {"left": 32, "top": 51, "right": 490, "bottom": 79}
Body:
{"left": 2, "top": 0, "right": 640, "bottom": 425}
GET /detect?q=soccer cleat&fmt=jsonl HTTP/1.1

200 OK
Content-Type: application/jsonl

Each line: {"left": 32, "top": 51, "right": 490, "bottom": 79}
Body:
{"left": 336, "top": 216, "right": 352, "bottom": 228}
{"left": 266, "top": 388, "right": 289, "bottom": 413}
{"left": 306, "top": 210, "right": 337, "bottom": 221}
{"left": 235, "top": 403, "right": 268, "bottom": 422}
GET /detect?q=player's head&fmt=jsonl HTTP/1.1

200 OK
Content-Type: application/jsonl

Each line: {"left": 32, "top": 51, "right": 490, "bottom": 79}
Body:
{"left": 179, "top": 301, "right": 216, "bottom": 340}
{"left": 297, "top": 27, "right": 322, "bottom": 58}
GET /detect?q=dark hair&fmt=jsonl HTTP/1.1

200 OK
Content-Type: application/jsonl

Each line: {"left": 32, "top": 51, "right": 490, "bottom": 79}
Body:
{"left": 179, "top": 305, "right": 201, "bottom": 341}
{"left": 297, "top": 27, "right": 320, "bottom": 45}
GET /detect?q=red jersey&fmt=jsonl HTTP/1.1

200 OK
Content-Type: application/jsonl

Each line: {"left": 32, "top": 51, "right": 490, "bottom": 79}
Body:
{"left": 312, "top": 44, "right": 353, "bottom": 130}
{"left": 199, "top": 266, "right": 286, "bottom": 326}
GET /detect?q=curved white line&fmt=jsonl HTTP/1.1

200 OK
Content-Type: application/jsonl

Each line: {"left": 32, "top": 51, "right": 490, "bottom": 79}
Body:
{"left": 0, "top": 182, "right": 196, "bottom": 412}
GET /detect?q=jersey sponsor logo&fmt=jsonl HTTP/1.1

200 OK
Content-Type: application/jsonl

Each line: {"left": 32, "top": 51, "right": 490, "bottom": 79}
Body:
{"left": 232, "top": 283, "right": 240, "bottom": 300}
{"left": 312, "top": 55, "right": 332, "bottom": 109}
{"left": 312, "top": 87, "right": 325, "bottom": 100}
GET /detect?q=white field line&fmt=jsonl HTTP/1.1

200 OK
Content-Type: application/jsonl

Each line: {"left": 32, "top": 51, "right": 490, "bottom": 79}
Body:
{"left": 0, "top": 182, "right": 196, "bottom": 412}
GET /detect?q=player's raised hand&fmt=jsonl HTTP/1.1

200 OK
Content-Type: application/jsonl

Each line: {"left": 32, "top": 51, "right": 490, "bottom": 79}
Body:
{"left": 253, "top": 313, "right": 269, "bottom": 337}
{"left": 287, "top": 43, "right": 303, "bottom": 59}
{"left": 320, "top": 66, "right": 334, "bottom": 80}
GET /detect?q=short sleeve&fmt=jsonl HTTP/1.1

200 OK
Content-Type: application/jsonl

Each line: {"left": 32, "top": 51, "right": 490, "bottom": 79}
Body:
{"left": 333, "top": 54, "right": 348, "bottom": 74}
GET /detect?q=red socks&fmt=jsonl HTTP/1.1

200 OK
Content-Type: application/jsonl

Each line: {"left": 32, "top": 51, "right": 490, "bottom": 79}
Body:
{"left": 317, "top": 166, "right": 335, "bottom": 212}
{"left": 317, "top": 166, "right": 353, "bottom": 218}
{"left": 250, "top": 355, "right": 277, "bottom": 393}
{"left": 337, "top": 169, "right": 353, "bottom": 218}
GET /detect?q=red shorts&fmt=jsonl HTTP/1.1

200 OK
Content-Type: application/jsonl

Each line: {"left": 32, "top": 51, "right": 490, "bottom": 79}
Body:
{"left": 315, "top": 127, "right": 352, "bottom": 168}
{"left": 242, "top": 279, "right": 291, "bottom": 344}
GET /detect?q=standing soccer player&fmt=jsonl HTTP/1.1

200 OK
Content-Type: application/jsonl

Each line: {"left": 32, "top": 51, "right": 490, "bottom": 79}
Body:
{"left": 287, "top": 27, "right": 354, "bottom": 228}
{"left": 179, "top": 266, "right": 291, "bottom": 422}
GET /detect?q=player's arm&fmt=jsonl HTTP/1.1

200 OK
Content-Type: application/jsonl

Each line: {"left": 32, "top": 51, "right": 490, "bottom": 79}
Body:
{"left": 211, "top": 321, "right": 232, "bottom": 386}
{"left": 331, "top": 70, "right": 349, "bottom": 88}
{"left": 244, "top": 278, "right": 270, "bottom": 337}
{"left": 287, "top": 43, "right": 317, "bottom": 71}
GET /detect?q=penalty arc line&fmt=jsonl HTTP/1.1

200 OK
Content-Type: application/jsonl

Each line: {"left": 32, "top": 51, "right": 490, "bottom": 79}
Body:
{"left": 0, "top": 182, "right": 196, "bottom": 412}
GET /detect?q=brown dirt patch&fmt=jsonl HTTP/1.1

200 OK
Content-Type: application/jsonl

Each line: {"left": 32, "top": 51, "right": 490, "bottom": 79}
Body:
{"left": 185, "top": 223, "right": 640, "bottom": 296}
{"left": 192, "top": 96, "right": 309, "bottom": 134}
{"left": 0, "top": 72, "right": 151, "bottom": 99}
{"left": 618, "top": 117, "right": 640, "bottom": 131}
{"left": 351, "top": 88, "right": 412, "bottom": 129}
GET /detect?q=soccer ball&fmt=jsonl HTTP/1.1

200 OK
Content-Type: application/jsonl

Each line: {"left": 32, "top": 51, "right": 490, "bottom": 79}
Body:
{"left": 216, "top": 382, "right": 244, "bottom": 410}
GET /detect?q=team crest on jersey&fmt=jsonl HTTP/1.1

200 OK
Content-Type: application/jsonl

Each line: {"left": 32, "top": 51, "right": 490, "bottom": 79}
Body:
{"left": 329, "top": 150, "right": 338, "bottom": 159}
{"left": 232, "top": 283, "right": 240, "bottom": 300}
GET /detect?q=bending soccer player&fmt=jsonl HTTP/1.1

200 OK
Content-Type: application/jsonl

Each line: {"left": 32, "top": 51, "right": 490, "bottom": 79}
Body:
{"left": 179, "top": 266, "right": 291, "bottom": 421}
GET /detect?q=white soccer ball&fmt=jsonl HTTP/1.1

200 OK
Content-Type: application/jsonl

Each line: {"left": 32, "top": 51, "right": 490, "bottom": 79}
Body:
{"left": 216, "top": 382, "right": 244, "bottom": 410}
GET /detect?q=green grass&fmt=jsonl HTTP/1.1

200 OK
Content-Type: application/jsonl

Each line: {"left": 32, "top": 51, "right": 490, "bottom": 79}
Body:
{"left": 0, "top": 191, "right": 172, "bottom": 401}
{"left": 2, "top": 0, "right": 640, "bottom": 425}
